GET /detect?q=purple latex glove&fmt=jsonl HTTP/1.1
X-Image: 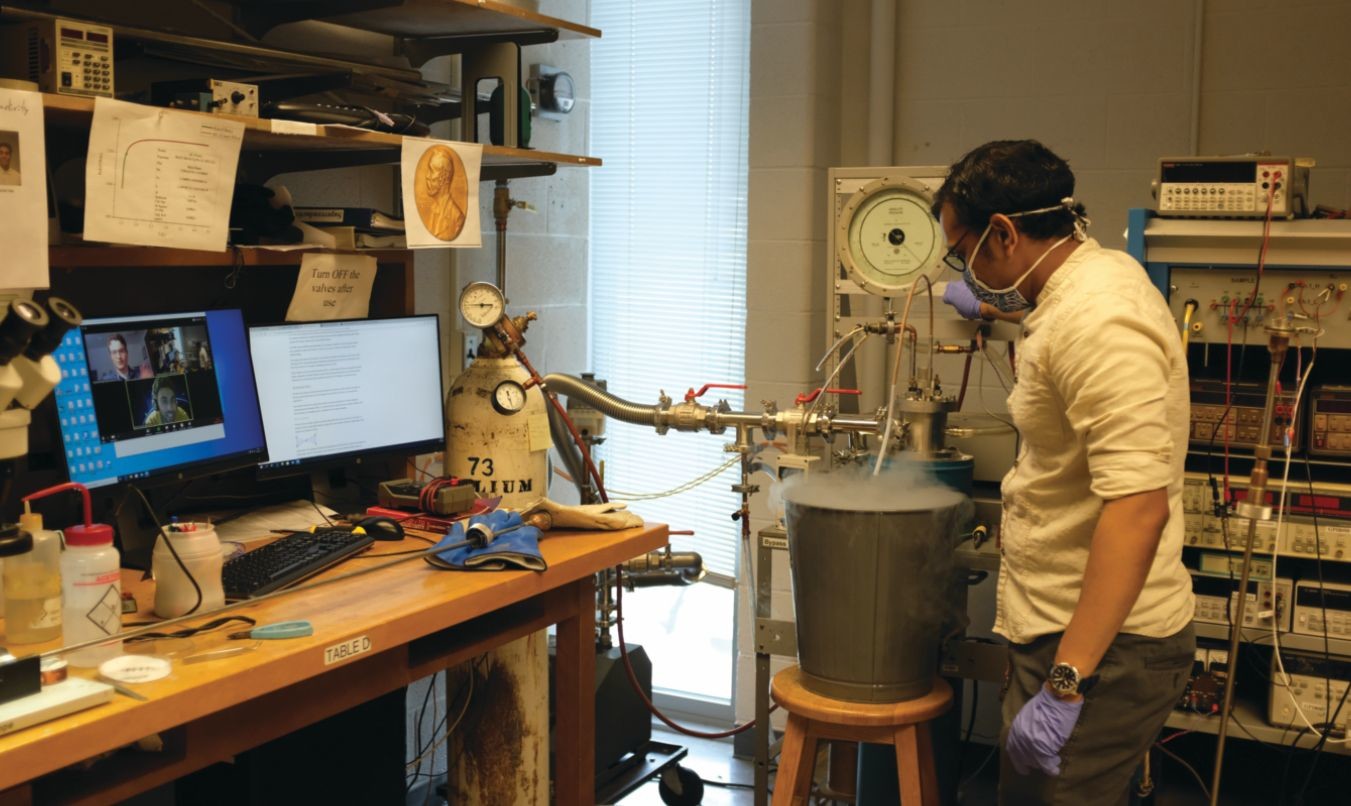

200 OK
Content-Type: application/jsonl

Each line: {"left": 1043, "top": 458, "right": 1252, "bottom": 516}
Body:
{"left": 1005, "top": 686, "right": 1084, "bottom": 776}
{"left": 942, "top": 280, "right": 983, "bottom": 320}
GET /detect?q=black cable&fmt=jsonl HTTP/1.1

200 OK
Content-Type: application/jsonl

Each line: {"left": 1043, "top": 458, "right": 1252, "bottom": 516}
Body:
{"left": 354, "top": 534, "right": 438, "bottom": 559}
{"left": 699, "top": 778, "right": 755, "bottom": 790}
{"left": 1293, "top": 454, "right": 1351, "bottom": 805}
{"left": 407, "top": 671, "right": 438, "bottom": 795}
{"left": 130, "top": 484, "right": 203, "bottom": 616}
{"left": 310, "top": 498, "right": 334, "bottom": 526}
{"left": 1278, "top": 727, "right": 1308, "bottom": 806}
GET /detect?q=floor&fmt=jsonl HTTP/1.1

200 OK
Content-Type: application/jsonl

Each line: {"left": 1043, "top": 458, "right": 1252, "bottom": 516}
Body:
{"left": 613, "top": 721, "right": 1350, "bottom": 805}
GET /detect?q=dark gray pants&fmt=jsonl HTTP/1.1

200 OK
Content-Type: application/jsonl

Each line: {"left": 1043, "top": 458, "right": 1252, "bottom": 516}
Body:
{"left": 998, "top": 624, "right": 1195, "bottom": 806}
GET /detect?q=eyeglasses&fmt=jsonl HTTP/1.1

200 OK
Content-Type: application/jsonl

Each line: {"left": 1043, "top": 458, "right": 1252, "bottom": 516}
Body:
{"left": 942, "top": 231, "right": 973, "bottom": 273}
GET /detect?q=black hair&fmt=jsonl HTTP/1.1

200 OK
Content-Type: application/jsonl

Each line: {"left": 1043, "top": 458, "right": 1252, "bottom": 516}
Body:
{"left": 152, "top": 376, "right": 178, "bottom": 398}
{"left": 932, "top": 140, "right": 1086, "bottom": 240}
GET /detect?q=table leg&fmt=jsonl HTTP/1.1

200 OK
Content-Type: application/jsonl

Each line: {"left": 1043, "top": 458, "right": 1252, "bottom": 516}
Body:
{"left": 553, "top": 576, "right": 596, "bottom": 805}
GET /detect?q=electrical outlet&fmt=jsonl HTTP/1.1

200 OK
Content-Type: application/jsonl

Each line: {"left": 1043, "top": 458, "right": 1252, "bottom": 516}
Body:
{"left": 461, "top": 331, "right": 481, "bottom": 369}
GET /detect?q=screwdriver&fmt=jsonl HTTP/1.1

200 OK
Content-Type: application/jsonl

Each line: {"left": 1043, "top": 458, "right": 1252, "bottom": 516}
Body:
{"left": 228, "top": 620, "right": 314, "bottom": 640}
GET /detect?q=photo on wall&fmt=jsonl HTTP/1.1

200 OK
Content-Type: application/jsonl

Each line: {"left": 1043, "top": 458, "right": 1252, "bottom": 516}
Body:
{"left": 0, "top": 130, "right": 21, "bottom": 186}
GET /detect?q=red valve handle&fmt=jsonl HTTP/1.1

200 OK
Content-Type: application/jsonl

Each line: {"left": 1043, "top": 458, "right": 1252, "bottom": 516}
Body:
{"left": 684, "top": 383, "right": 747, "bottom": 402}
{"left": 794, "top": 387, "right": 861, "bottom": 406}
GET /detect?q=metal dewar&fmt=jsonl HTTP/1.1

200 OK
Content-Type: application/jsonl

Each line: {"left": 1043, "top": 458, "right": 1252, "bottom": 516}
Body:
{"left": 782, "top": 478, "right": 965, "bottom": 703}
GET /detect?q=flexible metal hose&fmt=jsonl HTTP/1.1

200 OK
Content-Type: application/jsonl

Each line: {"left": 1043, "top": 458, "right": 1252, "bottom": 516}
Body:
{"left": 542, "top": 373, "right": 662, "bottom": 426}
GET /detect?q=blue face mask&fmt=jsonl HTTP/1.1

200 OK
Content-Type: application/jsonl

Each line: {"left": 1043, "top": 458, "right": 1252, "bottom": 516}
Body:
{"left": 959, "top": 198, "right": 1089, "bottom": 313}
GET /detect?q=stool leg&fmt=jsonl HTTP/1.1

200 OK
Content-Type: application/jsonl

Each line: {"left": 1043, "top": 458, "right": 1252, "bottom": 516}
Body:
{"left": 916, "top": 724, "right": 939, "bottom": 806}
{"left": 894, "top": 723, "right": 941, "bottom": 806}
{"left": 773, "top": 713, "right": 819, "bottom": 806}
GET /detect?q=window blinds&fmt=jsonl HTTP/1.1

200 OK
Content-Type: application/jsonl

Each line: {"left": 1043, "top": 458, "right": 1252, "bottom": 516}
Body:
{"left": 590, "top": 0, "right": 749, "bottom": 578}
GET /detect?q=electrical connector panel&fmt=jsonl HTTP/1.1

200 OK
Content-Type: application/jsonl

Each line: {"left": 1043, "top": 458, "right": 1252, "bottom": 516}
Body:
{"left": 1169, "top": 268, "right": 1351, "bottom": 350}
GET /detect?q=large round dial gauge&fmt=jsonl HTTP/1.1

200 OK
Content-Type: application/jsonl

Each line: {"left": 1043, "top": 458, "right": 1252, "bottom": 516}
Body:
{"left": 458, "top": 282, "right": 506, "bottom": 328}
{"left": 836, "top": 176, "right": 944, "bottom": 297}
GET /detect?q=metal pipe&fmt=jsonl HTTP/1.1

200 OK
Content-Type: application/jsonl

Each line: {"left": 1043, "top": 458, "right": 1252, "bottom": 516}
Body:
{"left": 542, "top": 373, "right": 663, "bottom": 426}
{"left": 1209, "top": 318, "right": 1291, "bottom": 806}
{"left": 1188, "top": 0, "right": 1205, "bottom": 156}
{"left": 494, "top": 179, "right": 510, "bottom": 293}
{"left": 623, "top": 549, "right": 706, "bottom": 587}
{"left": 867, "top": 0, "right": 897, "bottom": 165}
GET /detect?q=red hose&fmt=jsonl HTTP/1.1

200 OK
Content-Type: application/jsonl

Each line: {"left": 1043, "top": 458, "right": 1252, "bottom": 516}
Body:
{"left": 517, "top": 353, "right": 766, "bottom": 738}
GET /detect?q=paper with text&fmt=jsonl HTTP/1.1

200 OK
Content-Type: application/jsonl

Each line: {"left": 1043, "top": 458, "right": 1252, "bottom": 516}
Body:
{"left": 83, "top": 98, "right": 243, "bottom": 251}
{"left": 401, "top": 138, "right": 482, "bottom": 248}
{"left": 0, "top": 89, "right": 48, "bottom": 288}
{"left": 285, "top": 252, "right": 376, "bottom": 321}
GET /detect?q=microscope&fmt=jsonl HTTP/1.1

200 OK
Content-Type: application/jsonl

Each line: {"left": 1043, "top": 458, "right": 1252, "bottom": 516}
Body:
{"left": 0, "top": 297, "right": 83, "bottom": 467}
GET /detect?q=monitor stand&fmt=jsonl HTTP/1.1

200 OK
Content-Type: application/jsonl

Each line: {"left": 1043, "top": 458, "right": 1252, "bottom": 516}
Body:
{"left": 105, "top": 486, "right": 164, "bottom": 571}
{"left": 308, "top": 457, "right": 406, "bottom": 518}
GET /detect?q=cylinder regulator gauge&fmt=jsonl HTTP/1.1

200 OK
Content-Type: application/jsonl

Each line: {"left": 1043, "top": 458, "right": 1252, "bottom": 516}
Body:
{"left": 492, "top": 380, "right": 528, "bottom": 415}
{"left": 458, "top": 281, "right": 506, "bottom": 328}
{"left": 836, "top": 176, "right": 944, "bottom": 297}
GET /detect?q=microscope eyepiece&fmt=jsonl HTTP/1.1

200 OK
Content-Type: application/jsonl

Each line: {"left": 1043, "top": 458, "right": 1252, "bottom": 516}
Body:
{"left": 0, "top": 299, "right": 49, "bottom": 364}
{"left": 24, "top": 297, "right": 83, "bottom": 360}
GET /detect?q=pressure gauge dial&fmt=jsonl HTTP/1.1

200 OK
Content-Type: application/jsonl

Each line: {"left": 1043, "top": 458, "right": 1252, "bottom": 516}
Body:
{"left": 492, "top": 380, "right": 528, "bottom": 415}
{"left": 836, "top": 176, "right": 944, "bottom": 297}
{"left": 458, "top": 282, "right": 506, "bottom": 329}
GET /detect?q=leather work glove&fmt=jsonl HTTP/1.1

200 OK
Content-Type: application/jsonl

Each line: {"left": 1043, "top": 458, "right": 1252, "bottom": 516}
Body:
{"left": 942, "top": 280, "right": 984, "bottom": 320}
{"left": 520, "top": 498, "right": 644, "bottom": 530}
{"left": 1004, "top": 686, "right": 1084, "bottom": 777}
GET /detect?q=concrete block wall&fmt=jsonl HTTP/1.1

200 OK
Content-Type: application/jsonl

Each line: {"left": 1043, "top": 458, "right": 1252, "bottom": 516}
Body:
{"left": 455, "top": 0, "right": 593, "bottom": 387}
{"left": 736, "top": 0, "right": 1351, "bottom": 726}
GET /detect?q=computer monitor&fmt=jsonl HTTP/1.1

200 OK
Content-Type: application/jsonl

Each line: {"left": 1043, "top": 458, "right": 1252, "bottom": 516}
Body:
{"left": 50, "top": 309, "right": 269, "bottom": 488}
{"left": 248, "top": 315, "right": 445, "bottom": 475}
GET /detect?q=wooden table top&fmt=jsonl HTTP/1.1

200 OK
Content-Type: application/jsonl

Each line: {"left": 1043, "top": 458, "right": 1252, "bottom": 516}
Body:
{"left": 0, "top": 523, "right": 668, "bottom": 789}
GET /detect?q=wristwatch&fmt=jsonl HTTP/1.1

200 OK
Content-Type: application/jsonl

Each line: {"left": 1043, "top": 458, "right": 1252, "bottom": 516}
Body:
{"left": 1047, "top": 662, "right": 1099, "bottom": 698}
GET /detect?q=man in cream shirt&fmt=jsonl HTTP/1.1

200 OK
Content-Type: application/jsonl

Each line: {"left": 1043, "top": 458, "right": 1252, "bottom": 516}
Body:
{"left": 937, "top": 140, "right": 1195, "bottom": 805}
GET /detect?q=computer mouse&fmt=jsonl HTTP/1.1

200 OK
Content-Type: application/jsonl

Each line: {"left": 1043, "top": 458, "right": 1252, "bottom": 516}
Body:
{"left": 354, "top": 516, "right": 405, "bottom": 541}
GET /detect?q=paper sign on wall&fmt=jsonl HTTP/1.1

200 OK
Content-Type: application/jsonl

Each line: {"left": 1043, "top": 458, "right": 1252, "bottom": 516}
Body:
{"left": 285, "top": 252, "right": 377, "bottom": 321}
{"left": 0, "top": 89, "right": 48, "bottom": 289}
{"left": 400, "top": 138, "right": 482, "bottom": 248}
{"left": 83, "top": 98, "right": 243, "bottom": 252}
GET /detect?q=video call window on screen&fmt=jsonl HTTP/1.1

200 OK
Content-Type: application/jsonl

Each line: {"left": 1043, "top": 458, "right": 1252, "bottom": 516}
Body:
{"left": 82, "top": 317, "right": 223, "bottom": 442}
{"left": 53, "top": 309, "right": 266, "bottom": 490}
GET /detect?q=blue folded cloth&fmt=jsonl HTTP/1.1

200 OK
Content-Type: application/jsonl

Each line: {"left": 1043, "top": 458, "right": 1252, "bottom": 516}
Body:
{"left": 425, "top": 510, "right": 546, "bottom": 572}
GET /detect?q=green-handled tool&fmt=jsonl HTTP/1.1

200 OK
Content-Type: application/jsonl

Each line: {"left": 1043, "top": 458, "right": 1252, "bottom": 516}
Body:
{"left": 228, "top": 620, "right": 313, "bottom": 640}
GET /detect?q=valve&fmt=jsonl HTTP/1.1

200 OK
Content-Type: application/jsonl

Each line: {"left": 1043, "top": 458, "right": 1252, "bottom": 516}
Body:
{"left": 794, "top": 387, "right": 861, "bottom": 407}
{"left": 684, "top": 383, "right": 746, "bottom": 403}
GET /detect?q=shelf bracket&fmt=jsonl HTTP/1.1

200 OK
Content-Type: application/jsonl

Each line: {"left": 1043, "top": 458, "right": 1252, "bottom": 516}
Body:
{"left": 459, "top": 41, "right": 523, "bottom": 149}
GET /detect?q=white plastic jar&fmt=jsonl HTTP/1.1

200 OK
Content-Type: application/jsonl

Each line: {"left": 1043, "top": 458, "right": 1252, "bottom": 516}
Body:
{"left": 61, "top": 520, "right": 122, "bottom": 668}
{"left": 152, "top": 522, "right": 224, "bottom": 618}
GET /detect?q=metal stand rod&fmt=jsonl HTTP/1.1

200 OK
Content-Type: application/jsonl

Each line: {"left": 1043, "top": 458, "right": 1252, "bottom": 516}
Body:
{"left": 1209, "top": 320, "right": 1291, "bottom": 806}
{"left": 494, "top": 179, "right": 510, "bottom": 293}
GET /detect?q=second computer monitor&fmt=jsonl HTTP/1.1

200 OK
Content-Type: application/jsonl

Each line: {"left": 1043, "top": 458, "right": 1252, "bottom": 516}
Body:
{"left": 249, "top": 315, "right": 445, "bottom": 475}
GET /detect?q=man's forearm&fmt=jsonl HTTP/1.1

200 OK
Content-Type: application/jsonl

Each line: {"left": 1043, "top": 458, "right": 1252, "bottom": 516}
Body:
{"left": 1054, "top": 488, "right": 1171, "bottom": 681}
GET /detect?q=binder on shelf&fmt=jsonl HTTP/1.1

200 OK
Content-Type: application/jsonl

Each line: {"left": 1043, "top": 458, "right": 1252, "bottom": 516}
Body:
{"left": 292, "top": 207, "right": 404, "bottom": 232}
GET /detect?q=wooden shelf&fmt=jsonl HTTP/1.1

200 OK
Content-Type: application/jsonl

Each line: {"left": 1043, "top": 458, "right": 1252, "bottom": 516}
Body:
{"left": 42, "top": 94, "right": 599, "bottom": 178}
{"left": 318, "top": 0, "right": 600, "bottom": 41}
{"left": 228, "top": 0, "right": 597, "bottom": 43}
{"left": 47, "top": 246, "right": 411, "bottom": 268}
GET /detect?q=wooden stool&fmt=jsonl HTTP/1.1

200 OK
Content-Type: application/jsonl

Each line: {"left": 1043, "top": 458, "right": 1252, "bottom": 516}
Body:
{"left": 770, "top": 666, "right": 952, "bottom": 806}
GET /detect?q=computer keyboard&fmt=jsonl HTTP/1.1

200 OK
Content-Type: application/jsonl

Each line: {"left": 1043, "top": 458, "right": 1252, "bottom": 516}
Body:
{"left": 222, "top": 528, "right": 375, "bottom": 599}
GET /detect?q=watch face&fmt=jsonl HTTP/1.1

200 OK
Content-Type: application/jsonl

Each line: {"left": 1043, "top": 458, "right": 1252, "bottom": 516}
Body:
{"left": 1049, "top": 663, "right": 1080, "bottom": 694}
